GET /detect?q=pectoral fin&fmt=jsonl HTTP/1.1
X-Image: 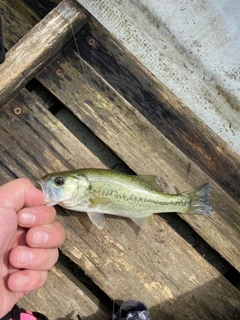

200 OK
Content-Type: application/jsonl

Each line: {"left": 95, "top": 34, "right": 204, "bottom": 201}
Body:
{"left": 89, "top": 197, "right": 109, "bottom": 207}
{"left": 87, "top": 212, "right": 106, "bottom": 229}
{"left": 131, "top": 215, "right": 155, "bottom": 231}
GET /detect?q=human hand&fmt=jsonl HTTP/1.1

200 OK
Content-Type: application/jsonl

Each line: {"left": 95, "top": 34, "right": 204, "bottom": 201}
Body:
{"left": 0, "top": 178, "right": 65, "bottom": 318}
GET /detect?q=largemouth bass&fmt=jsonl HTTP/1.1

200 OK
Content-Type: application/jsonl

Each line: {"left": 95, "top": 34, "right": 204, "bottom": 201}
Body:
{"left": 38, "top": 168, "right": 213, "bottom": 230}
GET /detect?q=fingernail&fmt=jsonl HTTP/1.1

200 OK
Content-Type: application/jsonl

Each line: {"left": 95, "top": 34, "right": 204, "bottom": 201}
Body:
{"left": 17, "top": 275, "right": 29, "bottom": 289}
{"left": 32, "top": 230, "right": 49, "bottom": 245}
{"left": 20, "top": 212, "right": 36, "bottom": 225}
{"left": 17, "top": 249, "right": 33, "bottom": 264}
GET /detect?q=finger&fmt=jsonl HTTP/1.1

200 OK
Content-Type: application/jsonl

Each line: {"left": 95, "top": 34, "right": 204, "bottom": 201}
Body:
{"left": 9, "top": 246, "right": 59, "bottom": 270}
{"left": 26, "top": 221, "right": 65, "bottom": 248}
{"left": 0, "top": 178, "right": 44, "bottom": 212}
{"left": 0, "top": 207, "right": 17, "bottom": 256}
{"left": 7, "top": 269, "right": 48, "bottom": 292}
{"left": 8, "top": 227, "right": 27, "bottom": 250}
{"left": 18, "top": 206, "right": 57, "bottom": 227}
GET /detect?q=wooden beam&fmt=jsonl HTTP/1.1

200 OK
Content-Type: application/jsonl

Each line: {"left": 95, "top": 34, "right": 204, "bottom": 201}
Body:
{"left": 19, "top": 263, "right": 110, "bottom": 319}
{"left": 0, "top": 0, "right": 86, "bottom": 107}
{"left": 1, "top": 85, "right": 240, "bottom": 320}
{"left": 34, "top": 38, "right": 240, "bottom": 273}
{"left": 70, "top": 21, "right": 240, "bottom": 205}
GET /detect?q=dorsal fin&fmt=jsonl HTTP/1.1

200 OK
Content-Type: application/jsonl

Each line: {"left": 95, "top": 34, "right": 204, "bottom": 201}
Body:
{"left": 136, "top": 175, "right": 164, "bottom": 192}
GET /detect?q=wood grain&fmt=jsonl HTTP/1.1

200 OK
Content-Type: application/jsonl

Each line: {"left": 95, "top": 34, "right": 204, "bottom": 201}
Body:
{"left": 62, "top": 21, "right": 240, "bottom": 204}
{"left": 35, "top": 39, "right": 240, "bottom": 273}
{"left": 59, "top": 209, "right": 240, "bottom": 320}
{"left": 0, "top": 0, "right": 86, "bottom": 107}
{"left": 19, "top": 263, "right": 110, "bottom": 320}
{"left": 0, "top": 87, "right": 239, "bottom": 320}
{"left": 0, "top": 2, "right": 239, "bottom": 319}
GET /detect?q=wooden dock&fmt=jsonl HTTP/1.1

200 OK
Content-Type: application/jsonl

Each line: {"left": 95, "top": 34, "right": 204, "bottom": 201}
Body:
{"left": 0, "top": 1, "right": 240, "bottom": 319}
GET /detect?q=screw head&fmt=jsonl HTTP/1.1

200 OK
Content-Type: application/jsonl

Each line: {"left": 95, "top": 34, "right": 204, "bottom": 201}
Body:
{"left": 13, "top": 107, "right": 22, "bottom": 115}
{"left": 56, "top": 68, "right": 63, "bottom": 76}
{"left": 87, "top": 37, "right": 96, "bottom": 46}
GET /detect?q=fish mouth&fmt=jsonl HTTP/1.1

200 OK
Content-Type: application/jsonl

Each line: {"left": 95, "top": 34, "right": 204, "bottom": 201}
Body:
{"left": 37, "top": 179, "right": 59, "bottom": 206}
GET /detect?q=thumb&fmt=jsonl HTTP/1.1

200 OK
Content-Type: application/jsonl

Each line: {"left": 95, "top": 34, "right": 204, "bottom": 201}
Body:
{"left": 0, "top": 207, "right": 17, "bottom": 257}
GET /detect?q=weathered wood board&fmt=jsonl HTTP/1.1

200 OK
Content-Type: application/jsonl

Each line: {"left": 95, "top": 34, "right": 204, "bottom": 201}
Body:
{"left": 0, "top": 0, "right": 86, "bottom": 106}
{"left": 0, "top": 86, "right": 239, "bottom": 319}
{"left": 18, "top": 263, "right": 110, "bottom": 319}
{"left": 0, "top": 1, "right": 240, "bottom": 319}
{"left": 63, "top": 18, "right": 240, "bottom": 205}
{"left": 76, "top": 0, "right": 240, "bottom": 156}
{"left": 3, "top": 1, "right": 239, "bottom": 273}
{"left": 33, "top": 23, "right": 240, "bottom": 273}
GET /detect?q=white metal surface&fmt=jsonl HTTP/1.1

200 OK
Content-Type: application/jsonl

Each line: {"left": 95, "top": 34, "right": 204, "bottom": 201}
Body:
{"left": 78, "top": 0, "right": 240, "bottom": 154}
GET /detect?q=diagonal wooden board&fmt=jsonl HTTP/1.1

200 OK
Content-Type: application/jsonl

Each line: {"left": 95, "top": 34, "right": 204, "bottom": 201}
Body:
{"left": 0, "top": 0, "right": 86, "bottom": 107}
{"left": 18, "top": 263, "right": 110, "bottom": 320}
{"left": 1, "top": 88, "right": 239, "bottom": 319}
{"left": 1, "top": 0, "right": 239, "bottom": 273}
{"left": 65, "top": 17, "right": 240, "bottom": 205}
{"left": 1, "top": 0, "right": 239, "bottom": 205}
{"left": 1, "top": 1, "right": 239, "bottom": 319}
{"left": 34, "top": 37, "right": 240, "bottom": 274}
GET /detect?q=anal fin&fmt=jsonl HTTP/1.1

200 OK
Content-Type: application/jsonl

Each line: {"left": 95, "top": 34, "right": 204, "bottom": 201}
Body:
{"left": 131, "top": 215, "right": 155, "bottom": 231}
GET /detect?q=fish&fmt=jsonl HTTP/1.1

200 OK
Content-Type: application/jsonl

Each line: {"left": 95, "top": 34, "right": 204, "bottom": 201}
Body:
{"left": 37, "top": 168, "right": 213, "bottom": 231}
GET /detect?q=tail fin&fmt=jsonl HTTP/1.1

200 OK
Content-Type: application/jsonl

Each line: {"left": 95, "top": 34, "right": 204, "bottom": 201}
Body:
{"left": 182, "top": 182, "right": 213, "bottom": 215}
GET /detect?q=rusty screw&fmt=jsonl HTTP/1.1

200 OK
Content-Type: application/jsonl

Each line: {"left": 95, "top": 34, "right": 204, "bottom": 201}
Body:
{"left": 88, "top": 37, "right": 96, "bottom": 46}
{"left": 56, "top": 68, "right": 63, "bottom": 76}
{"left": 13, "top": 107, "right": 22, "bottom": 115}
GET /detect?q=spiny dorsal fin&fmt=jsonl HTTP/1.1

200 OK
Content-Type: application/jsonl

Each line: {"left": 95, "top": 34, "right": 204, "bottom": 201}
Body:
{"left": 131, "top": 215, "right": 155, "bottom": 231}
{"left": 136, "top": 175, "right": 164, "bottom": 192}
{"left": 87, "top": 212, "right": 105, "bottom": 229}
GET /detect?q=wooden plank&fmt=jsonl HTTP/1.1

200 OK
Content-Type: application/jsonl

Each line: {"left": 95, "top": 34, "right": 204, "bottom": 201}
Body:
{"left": 0, "top": 0, "right": 86, "bottom": 107}
{"left": 0, "top": 1, "right": 37, "bottom": 48}
{"left": 0, "top": 2, "right": 239, "bottom": 318}
{"left": 60, "top": 210, "right": 240, "bottom": 320}
{"left": 2, "top": 0, "right": 239, "bottom": 204}
{"left": 0, "top": 89, "right": 103, "bottom": 181}
{"left": 34, "top": 35, "right": 240, "bottom": 273}
{"left": 51, "top": 20, "right": 240, "bottom": 204}
{"left": 20, "top": 0, "right": 61, "bottom": 19}
{"left": 76, "top": 0, "right": 240, "bottom": 157}
{"left": 0, "top": 89, "right": 240, "bottom": 319}
{"left": 19, "top": 263, "right": 110, "bottom": 320}
{"left": 2, "top": 2, "right": 238, "bottom": 200}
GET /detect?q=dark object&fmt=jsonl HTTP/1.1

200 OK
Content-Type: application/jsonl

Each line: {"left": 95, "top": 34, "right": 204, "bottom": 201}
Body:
{"left": 1, "top": 304, "right": 48, "bottom": 320}
{"left": 111, "top": 300, "right": 153, "bottom": 320}
{"left": 0, "top": 16, "right": 5, "bottom": 64}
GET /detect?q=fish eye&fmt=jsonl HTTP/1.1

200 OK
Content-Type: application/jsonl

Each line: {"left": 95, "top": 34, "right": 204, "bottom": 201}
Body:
{"left": 54, "top": 176, "right": 65, "bottom": 186}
